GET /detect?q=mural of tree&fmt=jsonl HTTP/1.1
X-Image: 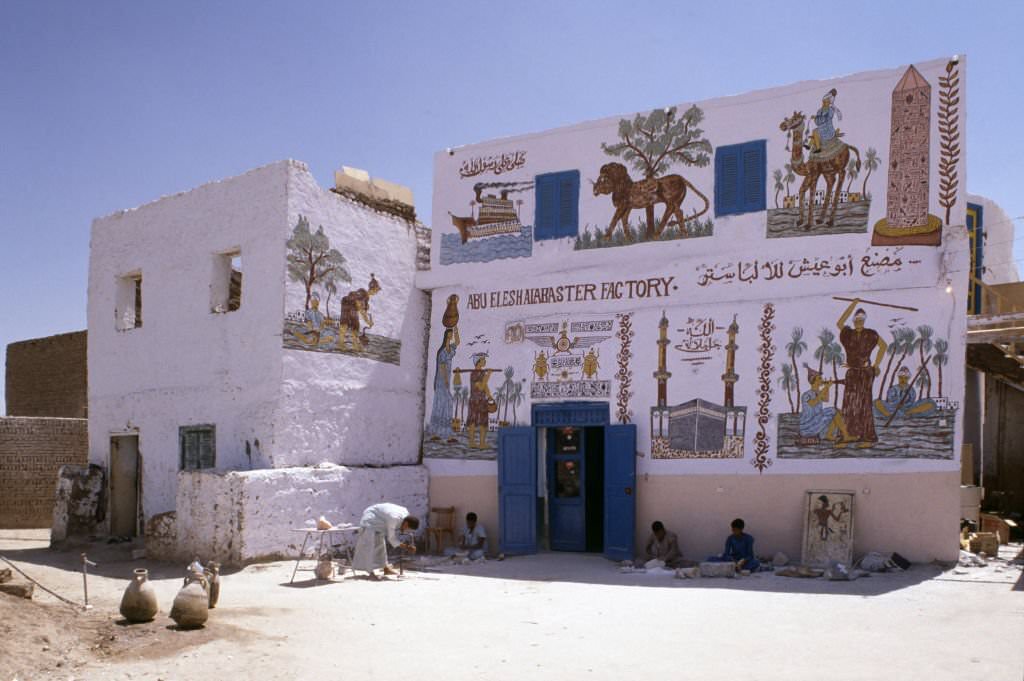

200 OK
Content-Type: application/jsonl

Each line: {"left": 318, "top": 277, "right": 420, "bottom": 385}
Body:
{"left": 932, "top": 339, "right": 949, "bottom": 397}
{"left": 600, "top": 105, "right": 712, "bottom": 237}
{"left": 878, "top": 327, "right": 906, "bottom": 399}
{"left": 779, "top": 363, "right": 797, "bottom": 414}
{"left": 888, "top": 327, "right": 918, "bottom": 392}
{"left": 784, "top": 163, "right": 796, "bottom": 200}
{"left": 826, "top": 339, "right": 845, "bottom": 407}
{"left": 773, "top": 168, "right": 784, "bottom": 208}
{"left": 286, "top": 216, "right": 351, "bottom": 310}
{"left": 786, "top": 327, "right": 807, "bottom": 413}
{"left": 845, "top": 156, "right": 860, "bottom": 193}
{"left": 861, "top": 147, "right": 879, "bottom": 198}
{"left": 916, "top": 324, "right": 934, "bottom": 398}
{"left": 814, "top": 328, "right": 835, "bottom": 374}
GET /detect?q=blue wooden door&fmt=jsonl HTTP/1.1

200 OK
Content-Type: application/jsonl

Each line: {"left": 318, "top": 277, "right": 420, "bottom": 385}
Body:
{"left": 603, "top": 424, "right": 637, "bottom": 561}
{"left": 549, "top": 428, "right": 586, "bottom": 551}
{"left": 498, "top": 427, "right": 537, "bottom": 555}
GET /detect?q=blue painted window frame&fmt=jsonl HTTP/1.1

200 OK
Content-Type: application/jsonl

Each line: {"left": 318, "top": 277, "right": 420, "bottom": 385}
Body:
{"left": 534, "top": 170, "right": 580, "bottom": 240}
{"left": 714, "top": 140, "right": 766, "bottom": 216}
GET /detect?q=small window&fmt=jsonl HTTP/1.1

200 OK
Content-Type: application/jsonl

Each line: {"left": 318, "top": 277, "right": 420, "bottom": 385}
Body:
{"left": 714, "top": 140, "right": 766, "bottom": 216}
{"left": 211, "top": 250, "right": 242, "bottom": 313}
{"left": 115, "top": 272, "right": 143, "bottom": 330}
{"left": 534, "top": 170, "right": 580, "bottom": 240}
{"left": 180, "top": 425, "right": 215, "bottom": 470}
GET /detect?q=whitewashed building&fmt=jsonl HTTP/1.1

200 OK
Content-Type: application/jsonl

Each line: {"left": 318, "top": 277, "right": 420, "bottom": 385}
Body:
{"left": 87, "top": 160, "right": 430, "bottom": 562}
{"left": 418, "top": 56, "right": 972, "bottom": 563}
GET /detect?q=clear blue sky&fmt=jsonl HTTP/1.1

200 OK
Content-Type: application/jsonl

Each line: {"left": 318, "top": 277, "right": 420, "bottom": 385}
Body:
{"left": 2, "top": 1, "right": 1022, "bottom": 411}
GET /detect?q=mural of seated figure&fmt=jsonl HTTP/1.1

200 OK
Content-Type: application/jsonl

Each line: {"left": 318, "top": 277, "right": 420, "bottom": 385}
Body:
{"left": 799, "top": 368, "right": 856, "bottom": 447}
{"left": 874, "top": 366, "right": 937, "bottom": 419}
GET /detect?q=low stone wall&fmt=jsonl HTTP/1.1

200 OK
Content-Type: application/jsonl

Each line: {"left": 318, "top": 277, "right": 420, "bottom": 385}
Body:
{"left": 0, "top": 417, "right": 88, "bottom": 528}
{"left": 164, "top": 464, "right": 429, "bottom": 565}
{"left": 50, "top": 463, "right": 105, "bottom": 543}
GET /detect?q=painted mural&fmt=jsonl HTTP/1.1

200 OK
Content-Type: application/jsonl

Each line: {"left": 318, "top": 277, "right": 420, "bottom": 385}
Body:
{"left": 524, "top": 318, "right": 614, "bottom": 399}
{"left": 650, "top": 311, "right": 747, "bottom": 459}
{"left": 776, "top": 296, "right": 957, "bottom": 459}
{"left": 937, "top": 58, "right": 961, "bottom": 226}
{"left": 801, "top": 491, "right": 855, "bottom": 567}
{"left": 751, "top": 303, "right": 776, "bottom": 473}
{"left": 872, "top": 65, "right": 942, "bottom": 246}
{"left": 577, "top": 105, "right": 714, "bottom": 250}
{"left": 440, "top": 181, "right": 534, "bottom": 265}
{"left": 282, "top": 216, "right": 401, "bottom": 365}
{"left": 768, "top": 88, "right": 874, "bottom": 238}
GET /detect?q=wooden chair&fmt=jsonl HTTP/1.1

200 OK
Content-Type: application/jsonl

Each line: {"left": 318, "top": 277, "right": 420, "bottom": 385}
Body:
{"left": 426, "top": 506, "right": 456, "bottom": 554}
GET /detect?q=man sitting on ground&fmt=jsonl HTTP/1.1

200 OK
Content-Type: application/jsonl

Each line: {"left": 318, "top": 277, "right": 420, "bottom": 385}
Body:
{"left": 707, "top": 518, "right": 761, "bottom": 571}
{"left": 457, "top": 512, "right": 488, "bottom": 560}
{"left": 635, "top": 521, "right": 684, "bottom": 568}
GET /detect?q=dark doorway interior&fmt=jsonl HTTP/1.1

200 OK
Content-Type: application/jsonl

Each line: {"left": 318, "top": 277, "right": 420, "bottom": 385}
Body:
{"left": 584, "top": 427, "right": 604, "bottom": 552}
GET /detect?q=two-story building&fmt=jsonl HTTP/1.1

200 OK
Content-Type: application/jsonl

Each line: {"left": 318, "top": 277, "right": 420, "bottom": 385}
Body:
{"left": 417, "top": 56, "right": 971, "bottom": 563}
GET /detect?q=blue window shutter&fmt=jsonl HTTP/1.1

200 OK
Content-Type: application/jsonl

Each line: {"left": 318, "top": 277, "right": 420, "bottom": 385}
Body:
{"left": 715, "top": 146, "right": 740, "bottom": 216}
{"left": 741, "top": 140, "right": 766, "bottom": 212}
{"left": 557, "top": 170, "right": 580, "bottom": 237}
{"left": 534, "top": 170, "right": 579, "bottom": 240}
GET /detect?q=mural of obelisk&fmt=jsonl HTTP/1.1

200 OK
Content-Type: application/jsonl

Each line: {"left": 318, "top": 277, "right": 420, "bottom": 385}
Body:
{"left": 650, "top": 311, "right": 671, "bottom": 438}
{"left": 872, "top": 65, "right": 941, "bottom": 246}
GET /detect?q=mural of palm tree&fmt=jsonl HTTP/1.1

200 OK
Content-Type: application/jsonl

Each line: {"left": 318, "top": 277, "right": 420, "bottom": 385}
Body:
{"left": 889, "top": 327, "right": 918, "bottom": 392}
{"left": 511, "top": 381, "right": 524, "bottom": 425}
{"left": 827, "top": 340, "right": 845, "bottom": 407}
{"left": 932, "top": 339, "right": 949, "bottom": 397}
{"left": 814, "top": 328, "right": 835, "bottom": 374}
{"left": 784, "top": 163, "right": 796, "bottom": 200}
{"left": 498, "top": 366, "right": 516, "bottom": 424}
{"left": 779, "top": 363, "right": 797, "bottom": 414}
{"left": 861, "top": 147, "right": 879, "bottom": 198}
{"left": 773, "top": 168, "right": 784, "bottom": 208}
{"left": 786, "top": 327, "right": 807, "bottom": 413}
{"left": 845, "top": 156, "right": 859, "bottom": 193}
{"left": 878, "top": 327, "right": 907, "bottom": 399}
{"left": 916, "top": 325, "right": 934, "bottom": 398}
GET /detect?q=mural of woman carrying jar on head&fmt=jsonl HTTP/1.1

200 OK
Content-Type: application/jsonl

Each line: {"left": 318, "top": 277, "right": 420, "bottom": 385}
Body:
{"left": 428, "top": 295, "right": 461, "bottom": 440}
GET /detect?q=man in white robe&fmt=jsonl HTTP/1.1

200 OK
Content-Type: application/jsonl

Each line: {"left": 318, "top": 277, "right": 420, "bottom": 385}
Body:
{"left": 352, "top": 503, "right": 419, "bottom": 579}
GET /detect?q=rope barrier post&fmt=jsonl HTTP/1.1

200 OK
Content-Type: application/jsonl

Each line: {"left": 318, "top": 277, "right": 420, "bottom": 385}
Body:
{"left": 81, "top": 553, "right": 97, "bottom": 610}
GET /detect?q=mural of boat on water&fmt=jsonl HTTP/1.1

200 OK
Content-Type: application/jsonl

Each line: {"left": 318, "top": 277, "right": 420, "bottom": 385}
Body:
{"left": 440, "top": 181, "right": 534, "bottom": 265}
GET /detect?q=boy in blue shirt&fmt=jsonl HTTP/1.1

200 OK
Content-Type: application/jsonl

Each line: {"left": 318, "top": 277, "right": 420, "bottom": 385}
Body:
{"left": 708, "top": 518, "right": 760, "bottom": 571}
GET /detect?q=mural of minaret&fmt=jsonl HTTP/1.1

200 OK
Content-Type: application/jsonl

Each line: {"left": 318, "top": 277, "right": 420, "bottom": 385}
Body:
{"left": 651, "top": 311, "right": 671, "bottom": 438}
{"left": 872, "top": 64, "right": 942, "bottom": 246}
{"left": 721, "top": 315, "right": 739, "bottom": 408}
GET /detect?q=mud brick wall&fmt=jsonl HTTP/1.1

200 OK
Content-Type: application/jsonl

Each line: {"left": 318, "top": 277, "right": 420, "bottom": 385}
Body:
{"left": 5, "top": 330, "right": 87, "bottom": 418}
{"left": 0, "top": 417, "right": 88, "bottom": 528}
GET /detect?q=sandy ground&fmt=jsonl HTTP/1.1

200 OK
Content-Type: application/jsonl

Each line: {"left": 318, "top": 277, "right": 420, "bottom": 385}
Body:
{"left": 1, "top": 530, "right": 1022, "bottom": 681}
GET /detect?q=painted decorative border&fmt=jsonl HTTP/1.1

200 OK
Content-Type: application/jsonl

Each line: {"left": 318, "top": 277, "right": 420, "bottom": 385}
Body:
{"left": 938, "top": 58, "right": 960, "bottom": 226}
{"left": 614, "top": 312, "right": 635, "bottom": 424}
{"left": 751, "top": 303, "right": 775, "bottom": 472}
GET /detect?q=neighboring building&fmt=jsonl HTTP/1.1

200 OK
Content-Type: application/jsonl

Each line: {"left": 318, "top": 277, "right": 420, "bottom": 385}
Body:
{"left": 418, "top": 57, "right": 971, "bottom": 562}
{"left": 6, "top": 330, "right": 87, "bottom": 418}
{"left": 85, "top": 160, "right": 430, "bottom": 561}
{"left": 1, "top": 331, "right": 88, "bottom": 529}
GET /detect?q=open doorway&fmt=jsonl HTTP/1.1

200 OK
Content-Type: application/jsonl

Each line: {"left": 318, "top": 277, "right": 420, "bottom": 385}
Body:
{"left": 546, "top": 426, "right": 606, "bottom": 553}
{"left": 110, "top": 435, "right": 139, "bottom": 537}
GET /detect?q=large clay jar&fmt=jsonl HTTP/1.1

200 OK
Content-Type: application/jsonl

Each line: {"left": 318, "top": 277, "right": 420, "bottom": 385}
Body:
{"left": 170, "top": 579, "right": 209, "bottom": 629}
{"left": 442, "top": 294, "right": 460, "bottom": 328}
{"left": 205, "top": 562, "right": 221, "bottom": 609}
{"left": 119, "top": 568, "right": 158, "bottom": 623}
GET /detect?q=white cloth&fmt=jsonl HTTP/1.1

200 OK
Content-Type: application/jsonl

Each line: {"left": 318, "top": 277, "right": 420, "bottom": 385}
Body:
{"left": 352, "top": 503, "right": 409, "bottom": 572}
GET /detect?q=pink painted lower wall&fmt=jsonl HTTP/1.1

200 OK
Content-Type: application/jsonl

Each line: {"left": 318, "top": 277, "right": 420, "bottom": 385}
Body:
{"left": 429, "top": 471, "right": 960, "bottom": 563}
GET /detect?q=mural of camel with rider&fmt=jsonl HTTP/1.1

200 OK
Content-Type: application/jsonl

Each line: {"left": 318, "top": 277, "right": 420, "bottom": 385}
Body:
{"left": 767, "top": 89, "right": 881, "bottom": 239}
{"left": 578, "top": 105, "right": 714, "bottom": 250}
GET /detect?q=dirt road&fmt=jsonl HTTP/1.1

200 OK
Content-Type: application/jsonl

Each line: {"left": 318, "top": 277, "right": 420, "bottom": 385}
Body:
{"left": 2, "top": 530, "right": 1022, "bottom": 680}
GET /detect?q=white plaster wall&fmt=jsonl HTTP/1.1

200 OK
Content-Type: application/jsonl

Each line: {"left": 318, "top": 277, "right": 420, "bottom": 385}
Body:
{"left": 421, "top": 57, "right": 967, "bottom": 291}
{"left": 174, "top": 464, "right": 429, "bottom": 564}
{"left": 967, "top": 193, "right": 1020, "bottom": 284}
{"left": 273, "top": 165, "right": 428, "bottom": 467}
{"left": 88, "top": 161, "right": 291, "bottom": 520}
{"left": 419, "top": 56, "right": 971, "bottom": 488}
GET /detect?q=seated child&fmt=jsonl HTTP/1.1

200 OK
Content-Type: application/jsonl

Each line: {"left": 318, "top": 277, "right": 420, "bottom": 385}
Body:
{"left": 706, "top": 518, "right": 760, "bottom": 571}
{"left": 446, "top": 512, "right": 488, "bottom": 560}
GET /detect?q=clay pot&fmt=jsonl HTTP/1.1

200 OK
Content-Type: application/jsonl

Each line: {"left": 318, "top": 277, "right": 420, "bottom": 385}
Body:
{"left": 442, "top": 294, "right": 460, "bottom": 328}
{"left": 119, "top": 568, "right": 158, "bottom": 623}
{"left": 315, "top": 557, "right": 335, "bottom": 580}
{"left": 170, "top": 579, "right": 209, "bottom": 629}
{"left": 316, "top": 515, "right": 333, "bottom": 530}
{"left": 204, "top": 562, "right": 221, "bottom": 609}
